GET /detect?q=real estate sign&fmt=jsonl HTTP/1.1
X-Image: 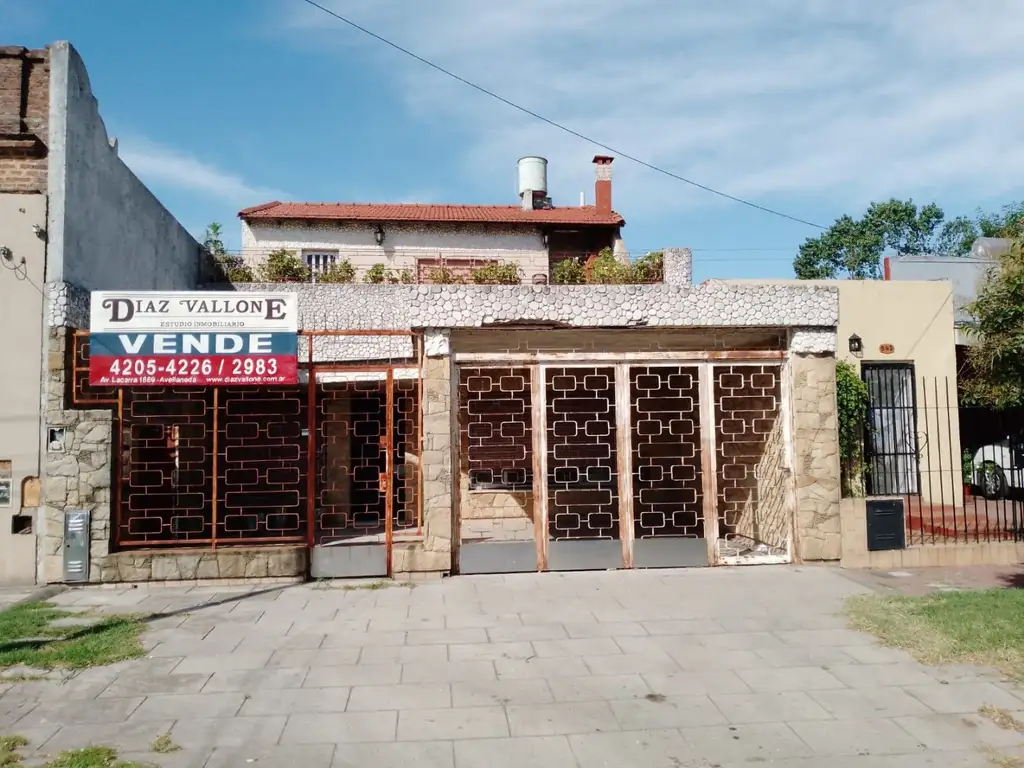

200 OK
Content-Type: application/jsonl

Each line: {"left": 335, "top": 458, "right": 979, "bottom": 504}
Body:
{"left": 88, "top": 291, "right": 298, "bottom": 386}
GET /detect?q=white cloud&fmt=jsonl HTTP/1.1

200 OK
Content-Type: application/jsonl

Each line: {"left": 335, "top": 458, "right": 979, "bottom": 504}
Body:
{"left": 117, "top": 136, "right": 286, "bottom": 206}
{"left": 280, "top": 0, "right": 1024, "bottom": 218}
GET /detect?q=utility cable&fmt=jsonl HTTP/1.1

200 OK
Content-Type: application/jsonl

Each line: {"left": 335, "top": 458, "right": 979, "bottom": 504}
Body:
{"left": 296, "top": 0, "right": 826, "bottom": 231}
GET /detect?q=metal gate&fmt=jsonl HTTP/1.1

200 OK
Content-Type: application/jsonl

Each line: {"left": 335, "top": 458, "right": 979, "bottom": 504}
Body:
{"left": 456, "top": 358, "right": 790, "bottom": 573}
{"left": 310, "top": 367, "right": 421, "bottom": 578}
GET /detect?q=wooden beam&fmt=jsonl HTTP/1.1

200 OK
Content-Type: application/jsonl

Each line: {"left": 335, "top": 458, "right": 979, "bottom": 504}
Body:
{"left": 454, "top": 351, "right": 787, "bottom": 364}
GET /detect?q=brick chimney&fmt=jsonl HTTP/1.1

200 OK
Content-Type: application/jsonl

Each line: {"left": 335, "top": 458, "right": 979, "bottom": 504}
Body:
{"left": 593, "top": 155, "right": 613, "bottom": 212}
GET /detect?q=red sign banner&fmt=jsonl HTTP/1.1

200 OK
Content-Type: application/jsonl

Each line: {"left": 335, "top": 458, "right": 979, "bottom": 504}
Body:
{"left": 88, "top": 291, "right": 299, "bottom": 387}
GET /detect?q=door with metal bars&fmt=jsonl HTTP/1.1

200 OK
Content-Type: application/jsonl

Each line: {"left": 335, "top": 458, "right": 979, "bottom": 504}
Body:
{"left": 311, "top": 368, "right": 420, "bottom": 578}
{"left": 862, "top": 363, "right": 920, "bottom": 496}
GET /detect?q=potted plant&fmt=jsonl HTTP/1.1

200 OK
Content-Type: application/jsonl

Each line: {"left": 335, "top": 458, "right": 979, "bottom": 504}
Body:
{"left": 962, "top": 448, "right": 975, "bottom": 496}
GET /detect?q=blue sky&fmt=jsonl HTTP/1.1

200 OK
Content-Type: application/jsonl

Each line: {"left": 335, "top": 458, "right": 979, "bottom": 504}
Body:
{"left": 6, "top": 0, "right": 1024, "bottom": 282}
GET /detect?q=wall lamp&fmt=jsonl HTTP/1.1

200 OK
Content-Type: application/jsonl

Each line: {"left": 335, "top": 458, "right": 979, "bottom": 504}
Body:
{"left": 374, "top": 224, "right": 386, "bottom": 246}
{"left": 848, "top": 333, "right": 863, "bottom": 355}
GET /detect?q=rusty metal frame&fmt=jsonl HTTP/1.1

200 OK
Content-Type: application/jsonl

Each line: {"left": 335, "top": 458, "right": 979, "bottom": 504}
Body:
{"left": 304, "top": 329, "right": 423, "bottom": 574}
{"left": 74, "top": 328, "right": 423, "bottom": 556}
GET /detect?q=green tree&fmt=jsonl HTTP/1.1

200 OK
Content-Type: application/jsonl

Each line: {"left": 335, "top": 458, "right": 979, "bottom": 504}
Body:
{"left": 794, "top": 199, "right": 945, "bottom": 279}
{"left": 935, "top": 201, "right": 1024, "bottom": 256}
{"left": 202, "top": 222, "right": 254, "bottom": 282}
{"left": 961, "top": 239, "right": 1024, "bottom": 409}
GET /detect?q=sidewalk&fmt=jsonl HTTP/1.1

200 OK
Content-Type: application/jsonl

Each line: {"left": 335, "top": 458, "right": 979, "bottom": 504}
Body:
{"left": 0, "top": 566, "right": 1021, "bottom": 766}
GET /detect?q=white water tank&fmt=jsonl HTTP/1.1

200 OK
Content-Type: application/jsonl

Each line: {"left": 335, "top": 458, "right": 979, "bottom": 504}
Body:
{"left": 517, "top": 156, "right": 548, "bottom": 199}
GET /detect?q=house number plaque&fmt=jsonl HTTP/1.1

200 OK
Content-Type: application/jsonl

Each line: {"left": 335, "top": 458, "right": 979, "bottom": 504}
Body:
{"left": 878, "top": 343, "right": 895, "bottom": 354}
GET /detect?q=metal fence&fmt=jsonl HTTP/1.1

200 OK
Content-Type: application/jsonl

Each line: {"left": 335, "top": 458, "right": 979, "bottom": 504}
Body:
{"left": 843, "top": 374, "right": 1024, "bottom": 545}
{"left": 70, "top": 331, "right": 423, "bottom": 552}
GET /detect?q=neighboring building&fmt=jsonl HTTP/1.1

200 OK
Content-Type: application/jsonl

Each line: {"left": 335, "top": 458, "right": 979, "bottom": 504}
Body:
{"left": 884, "top": 252, "right": 996, "bottom": 346}
{"left": 239, "top": 156, "right": 628, "bottom": 283}
{"left": 0, "top": 42, "right": 201, "bottom": 585}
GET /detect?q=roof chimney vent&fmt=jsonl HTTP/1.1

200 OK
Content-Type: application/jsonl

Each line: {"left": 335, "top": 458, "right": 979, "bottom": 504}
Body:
{"left": 517, "top": 156, "right": 548, "bottom": 210}
{"left": 593, "top": 155, "right": 613, "bottom": 213}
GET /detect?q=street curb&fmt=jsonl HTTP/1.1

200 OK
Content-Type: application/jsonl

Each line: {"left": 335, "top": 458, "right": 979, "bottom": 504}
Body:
{"left": 10, "top": 584, "right": 69, "bottom": 607}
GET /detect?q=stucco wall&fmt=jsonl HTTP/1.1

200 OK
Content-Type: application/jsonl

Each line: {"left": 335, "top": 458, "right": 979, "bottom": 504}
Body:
{"left": 0, "top": 194, "right": 47, "bottom": 583}
{"left": 732, "top": 278, "right": 961, "bottom": 506}
{"left": 242, "top": 220, "right": 550, "bottom": 282}
{"left": 46, "top": 42, "right": 200, "bottom": 291}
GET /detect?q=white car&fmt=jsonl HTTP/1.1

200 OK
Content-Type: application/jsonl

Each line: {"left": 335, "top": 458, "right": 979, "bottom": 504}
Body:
{"left": 972, "top": 436, "right": 1024, "bottom": 498}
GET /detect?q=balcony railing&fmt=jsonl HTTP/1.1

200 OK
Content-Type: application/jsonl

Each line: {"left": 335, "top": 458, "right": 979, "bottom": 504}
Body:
{"left": 207, "top": 247, "right": 667, "bottom": 286}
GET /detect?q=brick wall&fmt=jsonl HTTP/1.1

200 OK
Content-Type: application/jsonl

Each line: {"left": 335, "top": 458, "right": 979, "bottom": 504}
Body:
{"left": 0, "top": 46, "right": 49, "bottom": 193}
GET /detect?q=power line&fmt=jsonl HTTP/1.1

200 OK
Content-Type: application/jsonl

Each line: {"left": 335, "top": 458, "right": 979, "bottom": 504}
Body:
{"left": 296, "top": 0, "right": 827, "bottom": 231}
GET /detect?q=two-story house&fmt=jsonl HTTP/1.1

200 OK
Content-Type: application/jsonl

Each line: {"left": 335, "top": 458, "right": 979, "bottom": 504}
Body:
{"left": 238, "top": 156, "right": 627, "bottom": 283}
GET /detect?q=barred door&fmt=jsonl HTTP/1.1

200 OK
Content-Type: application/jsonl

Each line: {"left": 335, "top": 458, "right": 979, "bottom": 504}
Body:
{"left": 311, "top": 369, "right": 420, "bottom": 577}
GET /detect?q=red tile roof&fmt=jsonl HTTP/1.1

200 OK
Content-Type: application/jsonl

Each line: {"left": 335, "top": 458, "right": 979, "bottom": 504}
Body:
{"left": 238, "top": 201, "right": 624, "bottom": 226}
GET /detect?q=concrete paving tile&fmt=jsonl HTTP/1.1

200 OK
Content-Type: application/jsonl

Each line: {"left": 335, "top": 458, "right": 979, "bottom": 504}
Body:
{"left": 451, "top": 679, "right": 554, "bottom": 708}
{"left": 400, "top": 661, "right": 496, "bottom": 684}
{"left": 172, "top": 652, "right": 273, "bottom": 674}
{"left": 840, "top": 644, "right": 916, "bottom": 664}
{"left": 826, "top": 663, "right": 937, "bottom": 689}
{"left": 583, "top": 653, "right": 681, "bottom": 676}
{"left": 205, "top": 743, "right": 336, "bottom": 768}
{"left": 267, "top": 648, "right": 358, "bottom": 667}
{"left": 16, "top": 696, "right": 143, "bottom": 727}
{"left": 754, "top": 646, "right": 860, "bottom": 668}
{"left": 546, "top": 674, "right": 649, "bottom": 703}
{"left": 642, "top": 669, "right": 750, "bottom": 696}
{"left": 563, "top": 622, "right": 648, "bottom": 639}
{"left": 168, "top": 715, "right": 287, "bottom": 748}
{"left": 735, "top": 665, "right": 847, "bottom": 692}
{"left": 662, "top": 646, "right": 764, "bottom": 671}
{"left": 200, "top": 666, "right": 309, "bottom": 692}
{"left": 567, "top": 728, "right": 691, "bottom": 768}
{"left": 306, "top": 663, "right": 402, "bottom": 687}
{"left": 507, "top": 701, "right": 619, "bottom": 736}
{"left": 710, "top": 691, "right": 833, "bottom": 724}
{"left": 455, "top": 736, "right": 575, "bottom": 768}
{"left": 396, "top": 705, "right": 508, "bottom": 741}
{"left": 239, "top": 687, "right": 352, "bottom": 716}
{"left": 894, "top": 712, "right": 1024, "bottom": 752}
{"left": 903, "top": 681, "right": 1024, "bottom": 714}
{"left": 147, "top": 640, "right": 242, "bottom": 658}
{"left": 333, "top": 740, "right": 454, "bottom": 768}
{"left": 448, "top": 641, "right": 535, "bottom": 661}
{"left": 237, "top": 633, "right": 326, "bottom": 652}
{"left": 486, "top": 624, "right": 569, "bottom": 642}
{"left": 281, "top": 711, "right": 398, "bottom": 744}
{"left": 775, "top": 628, "right": 877, "bottom": 647}
{"left": 788, "top": 718, "right": 924, "bottom": 756}
{"left": 129, "top": 692, "right": 245, "bottom": 722}
{"left": 444, "top": 613, "right": 522, "bottom": 629}
{"left": 641, "top": 619, "right": 724, "bottom": 636}
{"left": 319, "top": 630, "right": 406, "bottom": 648}
{"left": 368, "top": 616, "right": 446, "bottom": 632}
{"left": 406, "top": 628, "right": 488, "bottom": 646}
{"left": 808, "top": 686, "right": 933, "bottom": 719}
{"left": 359, "top": 644, "right": 448, "bottom": 665}
{"left": 98, "top": 672, "right": 212, "bottom": 697}
{"left": 680, "top": 722, "right": 814, "bottom": 762}
{"left": 694, "top": 631, "right": 789, "bottom": 651}
{"left": 531, "top": 638, "right": 622, "bottom": 658}
{"left": 609, "top": 694, "right": 726, "bottom": 730}
{"left": 39, "top": 719, "right": 174, "bottom": 753}
{"left": 347, "top": 683, "right": 451, "bottom": 711}
{"left": 518, "top": 611, "right": 595, "bottom": 625}
{"left": 495, "top": 657, "right": 591, "bottom": 680}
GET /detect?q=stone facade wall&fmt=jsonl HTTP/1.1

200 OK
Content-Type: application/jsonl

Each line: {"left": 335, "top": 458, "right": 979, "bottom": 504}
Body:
{"left": 97, "top": 546, "right": 307, "bottom": 583}
{"left": 393, "top": 347, "right": 454, "bottom": 575}
{"left": 791, "top": 354, "right": 841, "bottom": 561}
{"left": 40, "top": 327, "right": 114, "bottom": 583}
{"left": 211, "top": 282, "right": 838, "bottom": 332}
{"left": 663, "top": 248, "right": 692, "bottom": 286}
{"left": 459, "top": 490, "right": 536, "bottom": 543}
{"left": 736, "top": 413, "right": 790, "bottom": 555}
